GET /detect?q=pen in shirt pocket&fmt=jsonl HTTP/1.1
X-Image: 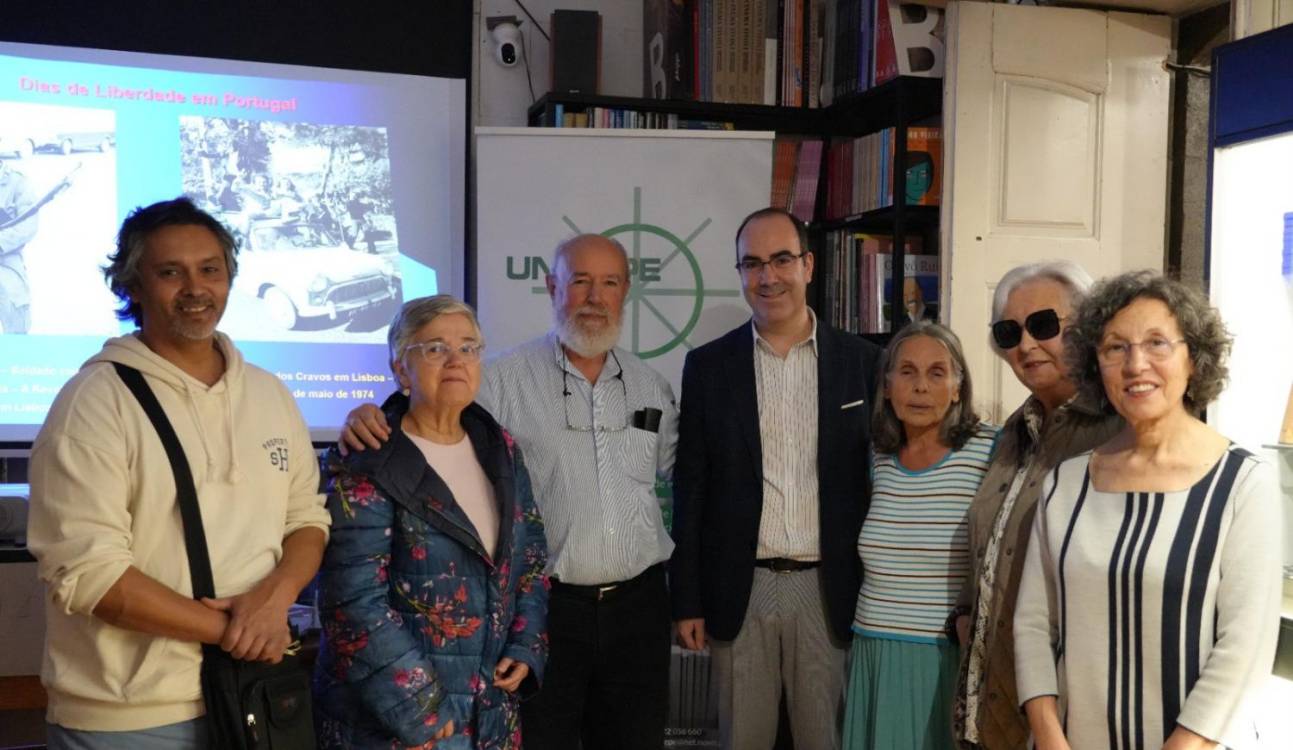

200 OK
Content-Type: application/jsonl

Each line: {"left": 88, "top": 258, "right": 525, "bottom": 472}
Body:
{"left": 840, "top": 399, "right": 866, "bottom": 410}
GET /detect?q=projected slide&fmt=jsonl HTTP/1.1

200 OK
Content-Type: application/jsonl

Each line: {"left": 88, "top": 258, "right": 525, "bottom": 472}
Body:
{"left": 0, "top": 42, "right": 466, "bottom": 442}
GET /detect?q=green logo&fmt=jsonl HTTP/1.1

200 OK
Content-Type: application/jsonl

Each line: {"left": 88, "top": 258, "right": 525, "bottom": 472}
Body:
{"left": 510, "top": 187, "right": 741, "bottom": 359}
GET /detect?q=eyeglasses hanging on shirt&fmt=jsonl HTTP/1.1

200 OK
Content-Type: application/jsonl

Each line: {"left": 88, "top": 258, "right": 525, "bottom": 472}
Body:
{"left": 562, "top": 350, "right": 629, "bottom": 432}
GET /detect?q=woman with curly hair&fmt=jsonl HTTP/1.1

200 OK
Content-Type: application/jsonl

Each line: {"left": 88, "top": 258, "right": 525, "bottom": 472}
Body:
{"left": 313, "top": 295, "right": 548, "bottom": 750}
{"left": 1014, "top": 271, "right": 1282, "bottom": 750}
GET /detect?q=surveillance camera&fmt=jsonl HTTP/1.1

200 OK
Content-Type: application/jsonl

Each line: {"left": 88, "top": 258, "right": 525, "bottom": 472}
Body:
{"left": 492, "top": 22, "right": 521, "bottom": 67}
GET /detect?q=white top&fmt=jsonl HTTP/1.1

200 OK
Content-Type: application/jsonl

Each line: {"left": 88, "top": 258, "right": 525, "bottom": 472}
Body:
{"left": 406, "top": 432, "right": 499, "bottom": 558}
{"left": 478, "top": 333, "right": 678, "bottom": 585}
{"left": 752, "top": 314, "right": 820, "bottom": 561}
{"left": 1014, "top": 447, "right": 1283, "bottom": 749}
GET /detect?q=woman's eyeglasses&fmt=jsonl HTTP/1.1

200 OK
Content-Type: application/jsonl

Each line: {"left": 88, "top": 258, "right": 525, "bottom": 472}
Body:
{"left": 403, "top": 341, "right": 484, "bottom": 365}
{"left": 1096, "top": 337, "right": 1187, "bottom": 367}
{"left": 991, "top": 308, "right": 1062, "bottom": 350}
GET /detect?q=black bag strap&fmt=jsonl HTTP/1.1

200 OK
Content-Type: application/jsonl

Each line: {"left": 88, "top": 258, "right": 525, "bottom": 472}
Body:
{"left": 113, "top": 362, "right": 218, "bottom": 601}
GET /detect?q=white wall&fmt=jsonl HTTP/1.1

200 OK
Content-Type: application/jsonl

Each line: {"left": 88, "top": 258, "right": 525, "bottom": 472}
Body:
{"left": 475, "top": 0, "right": 645, "bottom": 126}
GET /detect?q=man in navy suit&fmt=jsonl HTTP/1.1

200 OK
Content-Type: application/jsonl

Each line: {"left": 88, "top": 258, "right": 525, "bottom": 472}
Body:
{"left": 671, "top": 208, "right": 881, "bottom": 750}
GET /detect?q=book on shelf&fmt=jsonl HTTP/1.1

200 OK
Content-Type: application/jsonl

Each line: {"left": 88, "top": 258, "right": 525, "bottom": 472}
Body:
{"left": 790, "top": 138, "right": 824, "bottom": 222}
{"left": 770, "top": 136, "right": 800, "bottom": 210}
{"left": 645, "top": 0, "right": 695, "bottom": 100}
{"left": 875, "top": 251, "right": 938, "bottom": 331}
{"left": 905, "top": 125, "right": 941, "bottom": 206}
{"left": 768, "top": 135, "right": 823, "bottom": 221}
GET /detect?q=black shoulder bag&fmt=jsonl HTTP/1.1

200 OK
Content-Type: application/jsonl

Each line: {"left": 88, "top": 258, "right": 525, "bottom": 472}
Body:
{"left": 114, "top": 363, "right": 316, "bottom": 749}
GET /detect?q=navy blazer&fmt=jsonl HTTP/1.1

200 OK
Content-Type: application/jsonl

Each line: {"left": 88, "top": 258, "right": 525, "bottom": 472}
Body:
{"left": 669, "top": 320, "right": 881, "bottom": 643}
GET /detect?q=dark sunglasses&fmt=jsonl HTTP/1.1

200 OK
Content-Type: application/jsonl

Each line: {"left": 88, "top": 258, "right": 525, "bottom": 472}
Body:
{"left": 991, "top": 308, "right": 1062, "bottom": 349}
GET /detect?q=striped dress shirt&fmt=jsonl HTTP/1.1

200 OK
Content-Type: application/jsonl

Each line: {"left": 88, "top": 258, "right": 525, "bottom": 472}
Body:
{"left": 477, "top": 333, "right": 678, "bottom": 585}
{"left": 752, "top": 318, "right": 820, "bottom": 561}
{"left": 853, "top": 424, "right": 998, "bottom": 642}
{"left": 1014, "top": 447, "right": 1283, "bottom": 749}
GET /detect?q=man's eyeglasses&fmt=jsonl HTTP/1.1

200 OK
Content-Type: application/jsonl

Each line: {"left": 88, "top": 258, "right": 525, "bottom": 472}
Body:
{"left": 1096, "top": 337, "right": 1187, "bottom": 367}
{"left": 735, "top": 251, "right": 807, "bottom": 275}
{"left": 991, "top": 309, "right": 1063, "bottom": 350}
{"left": 403, "top": 341, "right": 484, "bottom": 365}
{"left": 563, "top": 350, "right": 629, "bottom": 432}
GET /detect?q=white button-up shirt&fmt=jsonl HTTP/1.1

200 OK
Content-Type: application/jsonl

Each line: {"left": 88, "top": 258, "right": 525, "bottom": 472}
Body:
{"left": 478, "top": 333, "right": 678, "bottom": 585}
{"left": 752, "top": 315, "right": 820, "bottom": 561}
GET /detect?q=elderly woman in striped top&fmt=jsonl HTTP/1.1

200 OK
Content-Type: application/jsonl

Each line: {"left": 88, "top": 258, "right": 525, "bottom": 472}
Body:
{"left": 844, "top": 321, "right": 998, "bottom": 750}
{"left": 1014, "top": 272, "right": 1282, "bottom": 750}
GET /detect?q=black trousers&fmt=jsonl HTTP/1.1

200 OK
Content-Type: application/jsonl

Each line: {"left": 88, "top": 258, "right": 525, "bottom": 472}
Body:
{"left": 520, "top": 564, "right": 671, "bottom": 750}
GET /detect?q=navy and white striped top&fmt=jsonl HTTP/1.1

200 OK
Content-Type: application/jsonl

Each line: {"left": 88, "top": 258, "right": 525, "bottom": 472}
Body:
{"left": 1014, "top": 446, "right": 1283, "bottom": 749}
{"left": 853, "top": 424, "right": 998, "bottom": 643}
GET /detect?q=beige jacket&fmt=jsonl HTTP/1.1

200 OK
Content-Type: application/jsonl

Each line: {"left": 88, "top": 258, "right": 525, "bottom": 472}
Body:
{"left": 953, "top": 395, "right": 1122, "bottom": 749}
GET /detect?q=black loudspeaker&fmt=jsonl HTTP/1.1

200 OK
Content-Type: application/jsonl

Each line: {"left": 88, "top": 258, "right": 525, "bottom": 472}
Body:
{"left": 550, "top": 10, "right": 601, "bottom": 94}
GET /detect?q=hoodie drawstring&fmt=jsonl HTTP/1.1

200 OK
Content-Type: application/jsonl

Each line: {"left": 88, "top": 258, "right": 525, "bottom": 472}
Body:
{"left": 224, "top": 386, "right": 243, "bottom": 484}
{"left": 182, "top": 380, "right": 242, "bottom": 484}
{"left": 182, "top": 380, "right": 221, "bottom": 481}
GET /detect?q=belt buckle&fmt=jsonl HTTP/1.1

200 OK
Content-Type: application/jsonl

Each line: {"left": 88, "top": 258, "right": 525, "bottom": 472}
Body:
{"left": 597, "top": 583, "right": 619, "bottom": 601}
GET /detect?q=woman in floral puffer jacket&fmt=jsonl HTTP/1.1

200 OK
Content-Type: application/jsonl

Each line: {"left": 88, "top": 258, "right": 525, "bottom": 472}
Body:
{"left": 314, "top": 296, "right": 548, "bottom": 749}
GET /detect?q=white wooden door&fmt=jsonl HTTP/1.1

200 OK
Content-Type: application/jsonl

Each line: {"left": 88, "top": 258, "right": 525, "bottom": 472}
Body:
{"left": 942, "top": 2, "right": 1170, "bottom": 422}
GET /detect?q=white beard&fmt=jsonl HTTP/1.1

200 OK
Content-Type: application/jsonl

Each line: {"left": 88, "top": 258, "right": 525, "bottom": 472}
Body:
{"left": 554, "top": 305, "right": 622, "bottom": 357}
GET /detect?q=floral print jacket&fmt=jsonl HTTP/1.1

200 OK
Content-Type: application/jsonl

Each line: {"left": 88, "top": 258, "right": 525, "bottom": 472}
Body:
{"left": 314, "top": 400, "right": 549, "bottom": 750}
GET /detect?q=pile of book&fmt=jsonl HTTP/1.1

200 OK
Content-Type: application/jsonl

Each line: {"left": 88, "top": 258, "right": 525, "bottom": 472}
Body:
{"left": 644, "top": 0, "right": 945, "bottom": 107}
{"left": 770, "top": 136, "right": 824, "bottom": 222}
{"left": 822, "top": 230, "right": 938, "bottom": 333}
{"left": 824, "top": 125, "right": 941, "bottom": 219}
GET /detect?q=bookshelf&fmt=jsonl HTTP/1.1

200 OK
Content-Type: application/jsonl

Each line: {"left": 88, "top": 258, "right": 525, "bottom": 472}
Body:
{"left": 526, "top": 76, "right": 943, "bottom": 339}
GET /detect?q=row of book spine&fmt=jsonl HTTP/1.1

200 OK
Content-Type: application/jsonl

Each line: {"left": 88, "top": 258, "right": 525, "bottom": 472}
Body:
{"left": 644, "top": 0, "right": 946, "bottom": 107}
{"left": 824, "top": 125, "right": 942, "bottom": 220}
{"left": 545, "top": 104, "right": 735, "bottom": 130}
{"left": 823, "top": 229, "right": 938, "bottom": 334}
{"left": 644, "top": 0, "right": 821, "bottom": 107}
{"left": 770, "top": 136, "right": 823, "bottom": 222}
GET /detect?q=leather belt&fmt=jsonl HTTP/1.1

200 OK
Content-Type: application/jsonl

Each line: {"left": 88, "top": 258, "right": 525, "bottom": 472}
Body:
{"left": 754, "top": 558, "right": 820, "bottom": 573}
{"left": 550, "top": 563, "right": 663, "bottom": 602}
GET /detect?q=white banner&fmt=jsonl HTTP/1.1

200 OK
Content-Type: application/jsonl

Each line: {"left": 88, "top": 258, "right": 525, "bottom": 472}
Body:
{"left": 475, "top": 127, "right": 774, "bottom": 392}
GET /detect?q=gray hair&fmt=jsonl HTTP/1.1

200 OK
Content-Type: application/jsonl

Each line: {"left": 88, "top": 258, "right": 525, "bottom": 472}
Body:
{"left": 104, "top": 196, "right": 239, "bottom": 325}
{"left": 991, "top": 259, "right": 1095, "bottom": 325}
{"left": 551, "top": 233, "right": 631, "bottom": 281}
{"left": 386, "top": 295, "right": 483, "bottom": 375}
{"left": 1065, "top": 270, "right": 1232, "bottom": 414}
{"left": 871, "top": 320, "right": 981, "bottom": 453}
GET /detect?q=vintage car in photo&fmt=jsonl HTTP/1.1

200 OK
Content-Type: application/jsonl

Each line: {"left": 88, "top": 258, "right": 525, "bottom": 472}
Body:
{"left": 0, "top": 131, "right": 37, "bottom": 159}
{"left": 235, "top": 219, "right": 400, "bottom": 330}
{"left": 39, "top": 131, "right": 114, "bottom": 154}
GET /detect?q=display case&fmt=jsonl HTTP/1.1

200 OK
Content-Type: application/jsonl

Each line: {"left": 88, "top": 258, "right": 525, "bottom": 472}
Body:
{"left": 1206, "top": 24, "right": 1293, "bottom": 735}
{"left": 1207, "top": 20, "right": 1293, "bottom": 585}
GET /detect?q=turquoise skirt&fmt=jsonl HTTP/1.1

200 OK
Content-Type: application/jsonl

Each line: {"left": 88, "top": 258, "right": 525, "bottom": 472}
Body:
{"left": 843, "top": 633, "right": 959, "bottom": 750}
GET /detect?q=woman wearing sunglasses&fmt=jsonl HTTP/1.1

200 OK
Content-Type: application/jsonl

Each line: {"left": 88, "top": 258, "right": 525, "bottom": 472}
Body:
{"left": 1014, "top": 272, "right": 1281, "bottom": 750}
{"left": 951, "top": 261, "right": 1124, "bottom": 750}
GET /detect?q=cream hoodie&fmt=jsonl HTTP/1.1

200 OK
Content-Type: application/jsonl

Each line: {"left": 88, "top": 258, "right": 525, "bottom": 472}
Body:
{"left": 27, "top": 332, "right": 330, "bottom": 731}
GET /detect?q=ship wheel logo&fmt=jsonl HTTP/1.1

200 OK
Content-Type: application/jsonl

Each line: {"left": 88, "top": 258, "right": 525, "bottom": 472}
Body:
{"left": 533, "top": 187, "right": 741, "bottom": 359}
